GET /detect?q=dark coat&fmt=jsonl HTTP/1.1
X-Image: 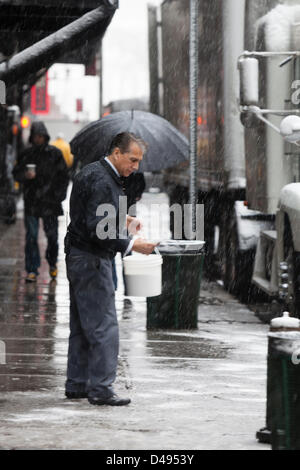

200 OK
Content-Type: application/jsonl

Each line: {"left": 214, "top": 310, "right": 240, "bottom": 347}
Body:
{"left": 13, "top": 122, "right": 69, "bottom": 217}
{"left": 66, "top": 158, "right": 130, "bottom": 259}
{"left": 123, "top": 172, "right": 146, "bottom": 210}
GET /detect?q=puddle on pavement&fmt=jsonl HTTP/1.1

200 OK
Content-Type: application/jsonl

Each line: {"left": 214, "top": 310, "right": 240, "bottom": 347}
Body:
{"left": 0, "top": 247, "right": 231, "bottom": 396}
{"left": 145, "top": 340, "right": 230, "bottom": 359}
{"left": 145, "top": 331, "right": 231, "bottom": 360}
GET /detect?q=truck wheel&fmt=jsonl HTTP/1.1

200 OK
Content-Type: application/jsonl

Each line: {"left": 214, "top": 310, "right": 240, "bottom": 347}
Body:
{"left": 284, "top": 222, "right": 300, "bottom": 318}
{"left": 223, "top": 218, "right": 254, "bottom": 302}
{"left": 223, "top": 218, "right": 239, "bottom": 294}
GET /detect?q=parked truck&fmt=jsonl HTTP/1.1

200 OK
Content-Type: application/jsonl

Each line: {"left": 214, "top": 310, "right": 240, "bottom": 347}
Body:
{"left": 149, "top": 0, "right": 300, "bottom": 312}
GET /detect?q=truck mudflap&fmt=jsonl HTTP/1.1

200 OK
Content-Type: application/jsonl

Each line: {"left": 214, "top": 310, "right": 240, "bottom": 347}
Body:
{"left": 221, "top": 201, "right": 275, "bottom": 301}
{"left": 234, "top": 201, "right": 275, "bottom": 251}
{"left": 279, "top": 183, "right": 300, "bottom": 253}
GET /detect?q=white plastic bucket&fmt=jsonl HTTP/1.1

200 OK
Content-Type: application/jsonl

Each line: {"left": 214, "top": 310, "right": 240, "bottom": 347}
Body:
{"left": 123, "top": 254, "right": 163, "bottom": 297}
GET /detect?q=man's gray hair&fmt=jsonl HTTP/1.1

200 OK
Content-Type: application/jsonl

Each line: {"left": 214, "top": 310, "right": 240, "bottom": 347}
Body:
{"left": 108, "top": 132, "right": 148, "bottom": 155}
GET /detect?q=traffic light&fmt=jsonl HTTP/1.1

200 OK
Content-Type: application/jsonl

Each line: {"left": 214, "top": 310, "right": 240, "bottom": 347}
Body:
{"left": 11, "top": 123, "right": 19, "bottom": 136}
{"left": 20, "top": 115, "right": 30, "bottom": 129}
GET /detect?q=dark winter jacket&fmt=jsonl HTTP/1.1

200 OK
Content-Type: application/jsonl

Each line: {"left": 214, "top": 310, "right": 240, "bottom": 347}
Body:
{"left": 65, "top": 158, "right": 131, "bottom": 259}
{"left": 13, "top": 122, "right": 69, "bottom": 217}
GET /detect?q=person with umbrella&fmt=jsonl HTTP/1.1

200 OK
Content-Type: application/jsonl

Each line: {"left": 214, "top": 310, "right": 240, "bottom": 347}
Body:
{"left": 65, "top": 132, "right": 157, "bottom": 406}
{"left": 70, "top": 110, "right": 189, "bottom": 173}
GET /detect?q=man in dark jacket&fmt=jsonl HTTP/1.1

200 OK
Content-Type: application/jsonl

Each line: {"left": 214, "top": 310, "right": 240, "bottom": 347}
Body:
{"left": 13, "top": 121, "right": 69, "bottom": 282}
{"left": 124, "top": 172, "right": 146, "bottom": 213}
{"left": 65, "top": 132, "right": 157, "bottom": 406}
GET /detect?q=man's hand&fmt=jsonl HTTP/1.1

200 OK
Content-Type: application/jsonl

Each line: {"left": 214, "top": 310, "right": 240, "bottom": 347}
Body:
{"left": 25, "top": 170, "right": 36, "bottom": 180}
{"left": 127, "top": 215, "right": 143, "bottom": 235}
{"left": 132, "top": 238, "right": 158, "bottom": 255}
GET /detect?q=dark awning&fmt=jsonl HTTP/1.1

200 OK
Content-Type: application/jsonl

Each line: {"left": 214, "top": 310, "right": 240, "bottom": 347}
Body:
{"left": 0, "top": 1, "right": 117, "bottom": 87}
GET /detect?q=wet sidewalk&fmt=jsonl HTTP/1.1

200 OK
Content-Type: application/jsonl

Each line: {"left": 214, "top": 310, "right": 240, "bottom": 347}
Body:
{"left": 0, "top": 194, "right": 270, "bottom": 450}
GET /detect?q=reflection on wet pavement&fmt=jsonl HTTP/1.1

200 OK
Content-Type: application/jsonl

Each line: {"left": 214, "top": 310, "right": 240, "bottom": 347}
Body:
{"left": 0, "top": 199, "right": 230, "bottom": 396}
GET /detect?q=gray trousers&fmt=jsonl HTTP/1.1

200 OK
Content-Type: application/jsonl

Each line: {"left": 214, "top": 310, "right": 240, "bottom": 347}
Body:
{"left": 65, "top": 246, "right": 119, "bottom": 399}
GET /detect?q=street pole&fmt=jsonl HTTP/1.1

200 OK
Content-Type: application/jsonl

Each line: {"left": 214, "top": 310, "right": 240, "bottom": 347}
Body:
{"left": 148, "top": 5, "right": 159, "bottom": 116}
{"left": 189, "top": 0, "right": 198, "bottom": 236}
{"left": 99, "top": 41, "right": 103, "bottom": 118}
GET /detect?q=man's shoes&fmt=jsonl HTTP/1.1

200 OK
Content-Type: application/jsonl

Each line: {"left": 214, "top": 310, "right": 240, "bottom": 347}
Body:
{"left": 88, "top": 394, "right": 131, "bottom": 406}
{"left": 26, "top": 272, "right": 37, "bottom": 283}
{"left": 49, "top": 265, "right": 57, "bottom": 279}
{"left": 65, "top": 391, "right": 88, "bottom": 399}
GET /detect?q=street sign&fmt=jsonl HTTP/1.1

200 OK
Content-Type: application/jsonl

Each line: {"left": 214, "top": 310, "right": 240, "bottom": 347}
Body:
{"left": 76, "top": 99, "right": 83, "bottom": 113}
{"left": 31, "top": 73, "right": 50, "bottom": 115}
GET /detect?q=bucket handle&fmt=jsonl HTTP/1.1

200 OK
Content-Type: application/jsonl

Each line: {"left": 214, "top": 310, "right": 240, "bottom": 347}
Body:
{"left": 154, "top": 245, "right": 160, "bottom": 256}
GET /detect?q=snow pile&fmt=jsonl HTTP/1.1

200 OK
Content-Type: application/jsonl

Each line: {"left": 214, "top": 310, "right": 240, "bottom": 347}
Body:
{"left": 280, "top": 115, "right": 300, "bottom": 141}
{"left": 256, "top": 4, "right": 300, "bottom": 51}
{"left": 279, "top": 182, "right": 300, "bottom": 212}
{"left": 268, "top": 331, "right": 300, "bottom": 357}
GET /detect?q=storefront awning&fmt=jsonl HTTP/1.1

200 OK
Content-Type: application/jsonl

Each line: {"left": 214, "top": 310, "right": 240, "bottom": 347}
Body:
{"left": 0, "top": 1, "right": 117, "bottom": 87}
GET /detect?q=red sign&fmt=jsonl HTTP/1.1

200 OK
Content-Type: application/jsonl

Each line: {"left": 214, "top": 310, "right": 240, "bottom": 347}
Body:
{"left": 76, "top": 99, "right": 83, "bottom": 113}
{"left": 31, "top": 73, "right": 50, "bottom": 115}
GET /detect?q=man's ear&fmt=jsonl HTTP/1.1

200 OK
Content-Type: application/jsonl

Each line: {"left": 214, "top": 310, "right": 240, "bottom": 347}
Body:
{"left": 112, "top": 147, "right": 121, "bottom": 161}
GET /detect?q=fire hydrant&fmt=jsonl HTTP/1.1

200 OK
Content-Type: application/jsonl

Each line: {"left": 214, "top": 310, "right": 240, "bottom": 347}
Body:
{"left": 257, "top": 312, "right": 300, "bottom": 449}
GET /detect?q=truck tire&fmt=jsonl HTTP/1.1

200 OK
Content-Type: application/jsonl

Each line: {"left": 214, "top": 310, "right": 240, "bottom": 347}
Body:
{"left": 284, "top": 221, "right": 300, "bottom": 318}
{"left": 223, "top": 217, "right": 254, "bottom": 302}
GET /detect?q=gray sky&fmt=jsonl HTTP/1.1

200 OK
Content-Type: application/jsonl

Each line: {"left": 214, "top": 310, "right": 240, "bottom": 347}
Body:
{"left": 102, "top": 0, "right": 162, "bottom": 103}
{"left": 49, "top": 0, "right": 162, "bottom": 121}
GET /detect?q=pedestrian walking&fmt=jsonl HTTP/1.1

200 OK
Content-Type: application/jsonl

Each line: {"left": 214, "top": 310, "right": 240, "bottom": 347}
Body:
{"left": 13, "top": 121, "right": 69, "bottom": 282}
{"left": 51, "top": 132, "right": 74, "bottom": 170}
{"left": 64, "top": 132, "right": 157, "bottom": 406}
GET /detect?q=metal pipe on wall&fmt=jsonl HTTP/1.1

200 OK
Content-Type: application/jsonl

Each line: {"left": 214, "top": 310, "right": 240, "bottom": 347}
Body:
{"left": 222, "top": 0, "right": 246, "bottom": 190}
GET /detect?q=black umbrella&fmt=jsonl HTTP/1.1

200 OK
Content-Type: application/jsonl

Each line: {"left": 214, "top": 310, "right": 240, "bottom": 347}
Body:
{"left": 70, "top": 110, "right": 189, "bottom": 172}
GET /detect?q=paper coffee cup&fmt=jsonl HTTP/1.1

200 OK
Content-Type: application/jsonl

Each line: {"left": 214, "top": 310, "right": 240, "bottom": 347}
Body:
{"left": 26, "top": 164, "right": 36, "bottom": 174}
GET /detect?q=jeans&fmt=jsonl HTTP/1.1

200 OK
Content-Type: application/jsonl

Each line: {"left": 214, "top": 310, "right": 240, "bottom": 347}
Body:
{"left": 25, "top": 215, "right": 58, "bottom": 274}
